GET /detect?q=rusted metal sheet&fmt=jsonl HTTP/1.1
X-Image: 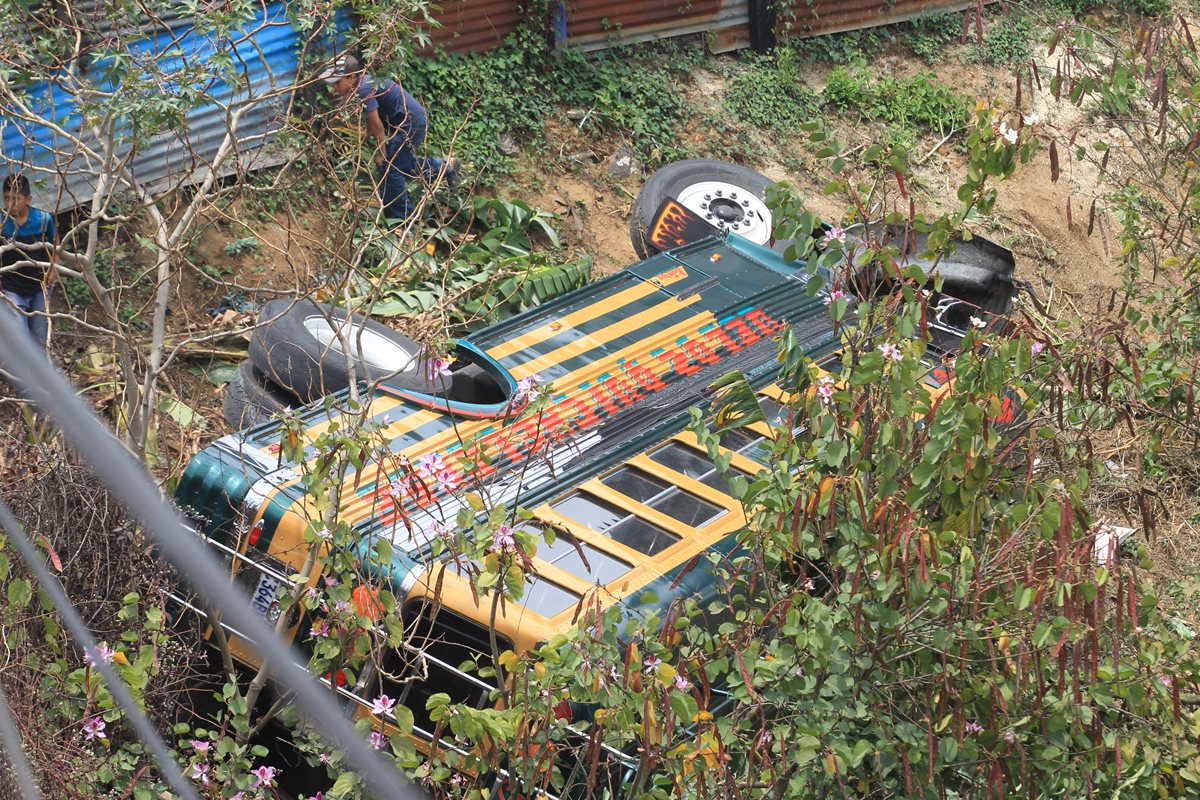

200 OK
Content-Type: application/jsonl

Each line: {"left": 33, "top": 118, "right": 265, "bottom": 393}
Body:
{"left": 424, "top": 0, "right": 523, "bottom": 54}
{"left": 565, "top": 0, "right": 721, "bottom": 50}
{"left": 778, "top": 0, "right": 978, "bottom": 38}
{"left": 710, "top": 0, "right": 751, "bottom": 53}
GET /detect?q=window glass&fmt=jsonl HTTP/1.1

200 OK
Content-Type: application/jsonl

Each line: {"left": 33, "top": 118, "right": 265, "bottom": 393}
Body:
{"left": 538, "top": 530, "right": 631, "bottom": 583}
{"left": 522, "top": 576, "right": 581, "bottom": 617}
{"left": 719, "top": 429, "right": 770, "bottom": 464}
{"left": 600, "top": 467, "right": 668, "bottom": 504}
{"left": 648, "top": 441, "right": 754, "bottom": 494}
{"left": 651, "top": 489, "right": 725, "bottom": 528}
{"left": 818, "top": 355, "right": 844, "bottom": 374}
{"left": 757, "top": 397, "right": 793, "bottom": 429}
{"left": 602, "top": 465, "right": 725, "bottom": 529}
{"left": 552, "top": 493, "right": 625, "bottom": 533}
{"left": 552, "top": 492, "right": 680, "bottom": 556}
{"left": 647, "top": 441, "right": 713, "bottom": 481}
{"left": 608, "top": 516, "right": 679, "bottom": 556}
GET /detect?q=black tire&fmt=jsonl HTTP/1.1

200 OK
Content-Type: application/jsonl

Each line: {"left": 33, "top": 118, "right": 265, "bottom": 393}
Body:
{"left": 223, "top": 360, "right": 299, "bottom": 429}
{"left": 248, "top": 298, "right": 429, "bottom": 404}
{"left": 629, "top": 159, "right": 776, "bottom": 258}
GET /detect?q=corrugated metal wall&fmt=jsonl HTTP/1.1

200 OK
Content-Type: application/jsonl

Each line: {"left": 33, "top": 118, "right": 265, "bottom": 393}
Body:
{"left": 425, "top": 0, "right": 524, "bottom": 54}
{"left": 775, "top": 0, "right": 979, "bottom": 38}
{"left": 420, "top": 0, "right": 970, "bottom": 56}
{"left": 564, "top": 0, "right": 720, "bottom": 50}
{"left": 1, "top": 1, "right": 314, "bottom": 210}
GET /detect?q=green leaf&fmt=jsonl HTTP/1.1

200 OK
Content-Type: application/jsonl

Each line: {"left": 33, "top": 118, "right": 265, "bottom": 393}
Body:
{"left": 7, "top": 578, "right": 31, "bottom": 609}
{"left": 330, "top": 770, "right": 360, "bottom": 798}
{"left": 191, "top": 360, "right": 239, "bottom": 386}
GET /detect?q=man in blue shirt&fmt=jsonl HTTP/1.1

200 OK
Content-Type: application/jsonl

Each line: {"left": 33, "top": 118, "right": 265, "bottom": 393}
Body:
{"left": 322, "top": 54, "right": 460, "bottom": 222}
{"left": 1, "top": 174, "right": 56, "bottom": 349}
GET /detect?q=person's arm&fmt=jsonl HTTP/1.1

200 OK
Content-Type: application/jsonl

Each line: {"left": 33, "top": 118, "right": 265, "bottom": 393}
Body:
{"left": 365, "top": 108, "right": 388, "bottom": 166}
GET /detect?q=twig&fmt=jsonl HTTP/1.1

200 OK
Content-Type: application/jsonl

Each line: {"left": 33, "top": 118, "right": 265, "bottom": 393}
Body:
{"left": 917, "top": 128, "right": 960, "bottom": 166}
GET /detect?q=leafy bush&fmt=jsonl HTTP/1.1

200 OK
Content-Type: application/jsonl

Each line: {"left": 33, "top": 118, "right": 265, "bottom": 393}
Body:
{"left": 824, "top": 68, "right": 971, "bottom": 135}
{"left": 404, "top": 29, "right": 703, "bottom": 179}
{"left": 725, "top": 49, "right": 819, "bottom": 132}
{"left": 909, "top": 11, "right": 964, "bottom": 63}
{"left": 967, "top": 10, "right": 1035, "bottom": 65}
{"left": 351, "top": 196, "right": 592, "bottom": 325}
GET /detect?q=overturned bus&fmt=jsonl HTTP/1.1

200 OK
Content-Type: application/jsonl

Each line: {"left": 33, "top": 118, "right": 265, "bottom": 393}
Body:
{"left": 173, "top": 184, "right": 1021, "bottom": 795}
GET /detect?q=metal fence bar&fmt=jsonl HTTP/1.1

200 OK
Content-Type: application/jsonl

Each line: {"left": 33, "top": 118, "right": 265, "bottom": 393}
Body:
{"left": 0, "top": 495, "right": 203, "bottom": 800}
{"left": 0, "top": 311, "right": 423, "bottom": 799}
{"left": 0, "top": 674, "right": 42, "bottom": 799}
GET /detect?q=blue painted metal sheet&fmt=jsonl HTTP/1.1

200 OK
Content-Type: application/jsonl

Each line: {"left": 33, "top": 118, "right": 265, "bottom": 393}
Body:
{"left": 1, "top": 2, "right": 322, "bottom": 210}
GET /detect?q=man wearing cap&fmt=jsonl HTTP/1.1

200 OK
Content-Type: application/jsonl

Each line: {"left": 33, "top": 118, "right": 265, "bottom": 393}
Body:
{"left": 322, "top": 54, "right": 459, "bottom": 223}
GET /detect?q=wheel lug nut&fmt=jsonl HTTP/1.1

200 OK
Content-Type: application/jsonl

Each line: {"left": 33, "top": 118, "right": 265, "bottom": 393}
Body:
{"left": 742, "top": 199, "right": 750, "bottom": 206}
{"left": 731, "top": 192, "right": 738, "bottom": 199}
{"left": 704, "top": 194, "right": 711, "bottom": 200}
{"left": 700, "top": 202, "right": 708, "bottom": 209}
{"left": 705, "top": 213, "right": 713, "bottom": 219}
{"left": 715, "top": 190, "right": 723, "bottom": 196}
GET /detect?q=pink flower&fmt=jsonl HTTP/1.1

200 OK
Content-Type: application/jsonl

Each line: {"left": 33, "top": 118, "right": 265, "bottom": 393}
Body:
{"left": 1004, "top": 730, "right": 1017, "bottom": 743}
{"left": 817, "top": 375, "right": 835, "bottom": 404}
{"left": 415, "top": 453, "right": 447, "bottom": 478}
{"left": 190, "top": 762, "right": 209, "bottom": 785}
{"left": 318, "top": 751, "right": 333, "bottom": 765}
{"left": 309, "top": 619, "right": 331, "bottom": 638}
{"left": 878, "top": 342, "right": 903, "bottom": 362}
{"left": 965, "top": 721, "right": 984, "bottom": 734}
{"left": 428, "top": 519, "right": 453, "bottom": 542}
{"left": 370, "top": 694, "right": 397, "bottom": 716}
{"left": 81, "top": 716, "right": 106, "bottom": 741}
{"left": 1031, "top": 341, "right": 1045, "bottom": 356}
{"left": 821, "top": 227, "right": 847, "bottom": 248}
{"left": 369, "top": 731, "right": 385, "bottom": 751}
{"left": 515, "top": 374, "right": 543, "bottom": 404}
{"left": 323, "top": 575, "right": 339, "bottom": 587}
{"left": 426, "top": 355, "right": 453, "bottom": 381}
{"left": 84, "top": 644, "right": 116, "bottom": 666}
{"left": 490, "top": 524, "right": 516, "bottom": 554}
{"left": 190, "top": 739, "right": 211, "bottom": 754}
{"left": 434, "top": 468, "right": 459, "bottom": 493}
{"left": 643, "top": 655, "right": 662, "bottom": 673}
{"left": 822, "top": 289, "right": 849, "bottom": 307}
{"left": 674, "top": 674, "right": 690, "bottom": 691}
{"left": 1159, "top": 675, "right": 1173, "bottom": 688}
{"left": 249, "top": 765, "right": 277, "bottom": 789}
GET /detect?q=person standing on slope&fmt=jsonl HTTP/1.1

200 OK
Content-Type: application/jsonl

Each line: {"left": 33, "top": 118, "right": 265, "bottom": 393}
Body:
{"left": 322, "top": 54, "right": 460, "bottom": 223}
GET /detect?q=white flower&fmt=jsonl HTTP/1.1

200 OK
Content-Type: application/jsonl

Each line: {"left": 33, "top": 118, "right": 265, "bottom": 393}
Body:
{"left": 999, "top": 122, "right": 1018, "bottom": 145}
{"left": 969, "top": 316, "right": 986, "bottom": 329}
{"left": 1023, "top": 112, "right": 1041, "bottom": 126}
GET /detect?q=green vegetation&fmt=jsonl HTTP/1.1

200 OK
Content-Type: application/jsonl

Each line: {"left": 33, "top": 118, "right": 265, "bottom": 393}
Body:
{"left": 222, "top": 236, "right": 262, "bottom": 256}
{"left": 909, "top": 11, "right": 964, "bottom": 63}
{"left": 724, "top": 49, "right": 819, "bottom": 133}
{"left": 823, "top": 67, "right": 971, "bottom": 135}
{"left": 406, "top": 30, "right": 702, "bottom": 179}
{"left": 966, "top": 10, "right": 1035, "bottom": 65}
{"left": 350, "top": 196, "right": 592, "bottom": 326}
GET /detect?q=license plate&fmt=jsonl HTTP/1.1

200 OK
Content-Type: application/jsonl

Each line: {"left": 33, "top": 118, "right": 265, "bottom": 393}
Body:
{"left": 248, "top": 571, "right": 286, "bottom": 621}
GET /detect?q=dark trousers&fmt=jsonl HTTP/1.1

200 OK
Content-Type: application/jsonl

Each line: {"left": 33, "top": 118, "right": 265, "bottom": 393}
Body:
{"left": 378, "top": 124, "right": 447, "bottom": 221}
